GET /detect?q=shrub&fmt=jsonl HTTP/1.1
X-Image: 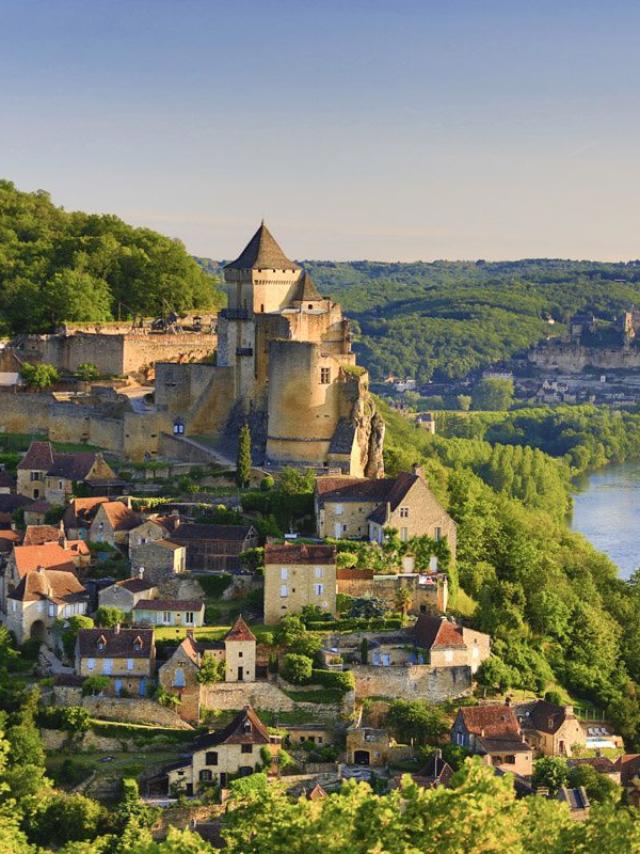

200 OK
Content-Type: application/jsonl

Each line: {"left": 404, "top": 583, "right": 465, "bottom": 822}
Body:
{"left": 260, "top": 475, "right": 275, "bottom": 491}
{"left": 95, "top": 606, "right": 126, "bottom": 628}
{"left": 281, "top": 654, "right": 313, "bottom": 685}
{"left": 197, "top": 574, "right": 233, "bottom": 599}
{"left": 311, "top": 669, "right": 355, "bottom": 695}
{"left": 82, "top": 675, "right": 110, "bottom": 697}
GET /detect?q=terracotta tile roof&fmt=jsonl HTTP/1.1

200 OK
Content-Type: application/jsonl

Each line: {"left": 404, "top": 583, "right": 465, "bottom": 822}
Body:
{"left": 133, "top": 599, "right": 204, "bottom": 612}
{"left": 23, "top": 524, "right": 62, "bottom": 546}
{"left": 224, "top": 222, "right": 300, "bottom": 271}
{"left": 459, "top": 705, "right": 521, "bottom": 738}
{"left": 193, "top": 705, "right": 271, "bottom": 747}
{"left": 615, "top": 754, "right": 640, "bottom": 785}
{"left": 0, "top": 529, "right": 21, "bottom": 553}
{"left": 306, "top": 783, "right": 327, "bottom": 800}
{"left": 154, "top": 514, "right": 182, "bottom": 533}
{"left": 18, "top": 441, "right": 55, "bottom": 471}
{"left": 65, "top": 539, "right": 90, "bottom": 556}
{"left": 99, "top": 501, "right": 142, "bottom": 531}
{"left": 264, "top": 542, "right": 336, "bottom": 565}
{"left": 179, "top": 635, "right": 201, "bottom": 665}
{"left": 315, "top": 476, "right": 394, "bottom": 503}
{"left": 171, "top": 523, "right": 254, "bottom": 542}
{"left": 568, "top": 757, "right": 618, "bottom": 774}
{"left": 224, "top": 615, "right": 256, "bottom": 643}
{"left": 77, "top": 627, "right": 154, "bottom": 659}
{"left": 414, "top": 615, "right": 466, "bottom": 650}
{"left": 115, "top": 578, "right": 158, "bottom": 593}
{"left": 13, "top": 543, "right": 77, "bottom": 577}
{"left": 9, "top": 568, "right": 86, "bottom": 604}
{"left": 63, "top": 496, "right": 110, "bottom": 530}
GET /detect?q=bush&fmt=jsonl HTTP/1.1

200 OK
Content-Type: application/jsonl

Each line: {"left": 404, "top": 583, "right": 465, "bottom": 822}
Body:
{"left": 311, "top": 669, "right": 355, "bottom": 695}
{"left": 196, "top": 574, "right": 232, "bottom": 599}
{"left": 281, "top": 654, "right": 313, "bottom": 685}
{"left": 82, "top": 675, "right": 110, "bottom": 697}
{"left": 260, "top": 475, "right": 275, "bottom": 491}
{"left": 37, "top": 705, "right": 90, "bottom": 733}
{"left": 94, "top": 606, "right": 126, "bottom": 628}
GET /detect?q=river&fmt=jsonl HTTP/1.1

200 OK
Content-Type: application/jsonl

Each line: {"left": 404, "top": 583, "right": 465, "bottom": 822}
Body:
{"left": 570, "top": 460, "right": 640, "bottom": 580}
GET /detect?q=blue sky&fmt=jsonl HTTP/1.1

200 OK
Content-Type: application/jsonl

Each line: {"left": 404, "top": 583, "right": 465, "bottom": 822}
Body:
{"left": 2, "top": 0, "right": 640, "bottom": 260}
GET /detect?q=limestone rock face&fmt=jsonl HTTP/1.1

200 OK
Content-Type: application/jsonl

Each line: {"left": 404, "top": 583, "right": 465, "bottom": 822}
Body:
{"left": 352, "top": 394, "right": 385, "bottom": 479}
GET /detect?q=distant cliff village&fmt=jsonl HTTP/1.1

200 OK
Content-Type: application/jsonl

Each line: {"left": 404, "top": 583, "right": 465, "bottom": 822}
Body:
{"left": 0, "top": 223, "right": 384, "bottom": 474}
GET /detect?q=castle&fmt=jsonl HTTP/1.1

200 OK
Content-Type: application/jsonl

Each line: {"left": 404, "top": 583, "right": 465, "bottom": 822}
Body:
{"left": 155, "top": 223, "right": 384, "bottom": 476}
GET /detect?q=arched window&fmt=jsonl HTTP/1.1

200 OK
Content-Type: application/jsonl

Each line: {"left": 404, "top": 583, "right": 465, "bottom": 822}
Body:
{"left": 199, "top": 769, "right": 212, "bottom": 782}
{"left": 174, "top": 667, "right": 185, "bottom": 688}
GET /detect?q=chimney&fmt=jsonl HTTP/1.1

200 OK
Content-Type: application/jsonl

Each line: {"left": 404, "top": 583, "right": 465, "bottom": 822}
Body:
{"left": 385, "top": 501, "right": 391, "bottom": 523}
{"left": 36, "top": 565, "right": 46, "bottom": 575}
{"left": 564, "top": 705, "right": 574, "bottom": 717}
{"left": 412, "top": 463, "right": 424, "bottom": 479}
{"left": 114, "top": 623, "right": 121, "bottom": 634}
{"left": 186, "top": 629, "right": 195, "bottom": 641}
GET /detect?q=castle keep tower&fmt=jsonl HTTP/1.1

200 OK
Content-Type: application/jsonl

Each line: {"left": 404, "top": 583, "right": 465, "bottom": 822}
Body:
{"left": 156, "top": 222, "right": 384, "bottom": 476}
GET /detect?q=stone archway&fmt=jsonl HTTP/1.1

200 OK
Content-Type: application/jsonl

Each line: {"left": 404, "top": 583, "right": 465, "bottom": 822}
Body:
{"left": 30, "top": 620, "right": 46, "bottom": 642}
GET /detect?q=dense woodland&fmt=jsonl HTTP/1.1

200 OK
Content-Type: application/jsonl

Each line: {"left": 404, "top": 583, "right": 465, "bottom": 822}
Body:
{"left": 304, "top": 259, "right": 640, "bottom": 381}
{"left": 0, "top": 181, "right": 223, "bottom": 334}
{"left": 381, "top": 400, "right": 640, "bottom": 743}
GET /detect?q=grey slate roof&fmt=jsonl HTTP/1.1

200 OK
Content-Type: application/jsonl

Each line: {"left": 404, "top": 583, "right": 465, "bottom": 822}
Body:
{"left": 224, "top": 222, "right": 300, "bottom": 271}
{"left": 329, "top": 419, "right": 356, "bottom": 455}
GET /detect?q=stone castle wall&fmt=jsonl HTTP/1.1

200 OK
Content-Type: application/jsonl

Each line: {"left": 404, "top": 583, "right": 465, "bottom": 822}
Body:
{"left": 348, "top": 663, "right": 472, "bottom": 701}
{"left": 529, "top": 343, "right": 640, "bottom": 373}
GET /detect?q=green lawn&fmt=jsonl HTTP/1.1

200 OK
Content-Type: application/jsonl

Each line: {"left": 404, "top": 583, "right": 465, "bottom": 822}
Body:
{"left": 46, "top": 748, "right": 185, "bottom": 790}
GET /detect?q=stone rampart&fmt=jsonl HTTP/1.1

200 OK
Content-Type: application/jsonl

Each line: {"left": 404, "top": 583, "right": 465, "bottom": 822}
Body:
{"left": 529, "top": 343, "right": 640, "bottom": 373}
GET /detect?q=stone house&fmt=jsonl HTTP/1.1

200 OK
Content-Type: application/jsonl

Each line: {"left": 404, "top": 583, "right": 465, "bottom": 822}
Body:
{"left": 89, "top": 501, "right": 142, "bottom": 547}
{"left": 451, "top": 705, "right": 533, "bottom": 777}
{"left": 132, "top": 598, "right": 205, "bottom": 628}
{"left": 166, "top": 705, "right": 281, "bottom": 794}
{"left": 6, "top": 567, "right": 88, "bottom": 644}
{"left": 98, "top": 577, "right": 159, "bottom": 613}
{"left": 23, "top": 500, "right": 52, "bottom": 526}
{"left": 263, "top": 543, "right": 336, "bottom": 625}
{"left": 75, "top": 625, "right": 155, "bottom": 697}
{"left": 1, "top": 542, "right": 77, "bottom": 612}
{"left": 63, "top": 496, "right": 110, "bottom": 540}
{"left": 129, "top": 539, "right": 187, "bottom": 585}
{"left": 315, "top": 467, "right": 457, "bottom": 557}
{"left": 16, "top": 440, "right": 120, "bottom": 503}
{"left": 128, "top": 515, "right": 181, "bottom": 556}
{"left": 413, "top": 615, "right": 490, "bottom": 674}
{"left": 158, "top": 617, "right": 257, "bottom": 724}
{"left": 169, "top": 523, "right": 258, "bottom": 572}
{"left": 346, "top": 725, "right": 412, "bottom": 767}
{"left": 515, "top": 700, "right": 586, "bottom": 757}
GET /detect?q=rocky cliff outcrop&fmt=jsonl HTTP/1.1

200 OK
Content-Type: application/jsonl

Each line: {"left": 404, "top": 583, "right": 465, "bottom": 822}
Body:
{"left": 352, "top": 393, "right": 385, "bottom": 479}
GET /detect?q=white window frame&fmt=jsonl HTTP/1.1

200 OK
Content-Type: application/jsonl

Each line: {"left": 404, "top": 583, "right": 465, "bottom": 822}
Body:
{"left": 127, "top": 658, "right": 134, "bottom": 671}
{"left": 314, "top": 566, "right": 323, "bottom": 578}
{"left": 280, "top": 567, "right": 288, "bottom": 580}
{"left": 102, "top": 658, "right": 113, "bottom": 675}
{"left": 163, "top": 611, "right": 171, "bottom": 624}
{"left": 280, "top": 584, "right": 288, "bottom": 598}
{"left": 185, "top": 611, "right": 194, "bottom": 624}
{"left": 314, "top": 583, "right": 324, "bottom": 596}
{"left": 87, "top": 658, "right": 96, "bottom": 671}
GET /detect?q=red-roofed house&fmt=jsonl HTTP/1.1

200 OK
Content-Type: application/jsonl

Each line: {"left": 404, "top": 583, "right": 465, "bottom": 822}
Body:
{"left": 413, "top": 614, "right": 490, "bottom": 673}
{"left": 6, "top": 566, "right": 88, "bottom": 644}
{"left": 452, "top": 704, "right": 533, "bottom": 777}
{"left": 89, "top": 501, "right": 142, "bottom": 546}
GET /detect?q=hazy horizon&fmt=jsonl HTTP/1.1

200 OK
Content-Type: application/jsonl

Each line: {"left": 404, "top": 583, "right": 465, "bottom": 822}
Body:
{"left": 3, "top": 0, "right": 640, "bottom": 262}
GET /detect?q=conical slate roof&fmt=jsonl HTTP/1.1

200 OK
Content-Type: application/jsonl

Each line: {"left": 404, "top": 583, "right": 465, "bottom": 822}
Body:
{"left": 293, "top": 271, "right": 322, "bottom": 302}
{"left": 224, "top": 222, "right": 300, "bottom": 271}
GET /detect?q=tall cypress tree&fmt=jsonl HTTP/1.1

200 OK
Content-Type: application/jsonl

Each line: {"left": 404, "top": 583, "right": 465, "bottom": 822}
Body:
{"left": 236, "top": 423, "right": 252, "bottom": 488}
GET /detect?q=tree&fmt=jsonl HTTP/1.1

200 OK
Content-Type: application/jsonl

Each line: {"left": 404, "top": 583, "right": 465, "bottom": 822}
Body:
{"left": 476, "top": 656, "right": 513, "bottom": 694}
{"left": 532, "top": 756, "right": 569, "bottom": 795}
{"left": 31, "top": 792, "right": 104, "bottom": 846}
{"left": 273, "top": 615, "right": 306, "bottom": 646}
{"left": 236, "top": 423, "right": 251, "bottom": 489}
{"left": 385, "top": 699, "right": 448, "bottom": 746}
{"left": 472, "top": 377, "right": 514, "bottom": 411}
{"left": 360, "top": 637, "right": 369, "bottom": 664}
{"left": 281, "top": 654, "right": 313, "bottom": 685}
{"left": 20, "top": 361, "right": 60, "bottom": 389}
{"left": 456, "top": 394, "right": 472, "bottom": 411}
{"left": 81, "top": 675, "right": 110, "bottom": 697}
{"left": 75, "top": 363, "right": 101, "bottom": 382}
{"left": 94, "top": 606, "right": 126, "bottom": 628}
{"left": 394, "top": 585, "right": 412, "bottom": 616}
{"left": 566, "top": 763, "right": 620, "bottom": 805}
{"left": 55, "top": 615, "right": 94, "bottom": 660}
{"left": 196, "top": 656, "right": 224, "bottom": 685}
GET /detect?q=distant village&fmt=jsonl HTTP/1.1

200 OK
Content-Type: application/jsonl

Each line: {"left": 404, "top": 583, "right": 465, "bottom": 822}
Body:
{"left": 0, "top": 225, "right": 637, "bottom": 840}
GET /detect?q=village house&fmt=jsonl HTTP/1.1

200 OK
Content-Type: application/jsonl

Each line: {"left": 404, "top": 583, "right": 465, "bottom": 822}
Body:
{"left": 515, "top": 700, "right": 586, "bottom": 757}
{"left": 62, "top": 496, "right": 110, "bottom": 540}
{"left": 132, "top": 598, "right": 205, "bottom": 628}
{"left": 391, "top": 749, "right": 454, "bottom": 791}
{"left": 166, "top": 705, "right": 281, "bottom": 794}
{"left": 451, "top": 705, "right": 533, "bottom": 777}
{"left": 263, "top": 542, "right": 336, "bottom": 625}
{"left": 98, "top": 576, "right": 159, "bottom": 613}
{"left": 413, "top": 614, "right": 490, "bottom": 674}
{"left": 88, "top": 500, "right": 142, "bottom": 547}
{"left": 6, "top": 567, "right": 88, "bottom": 644}
{"left": 169, "top": 522, "right": 258, "bottom": 572}
{"left": 23, "top": 500, "right": 52, "bottom": 526}
{"left": 128, "top": 514, "right": 182, "bottom": 555}
{"left": 1, "top": 542, "right": 78, "bottom": 612}
{"left": 129, "top": 539, "right": 187, "bottom": 585}
{"left": 75, "top": 625, "right": 155, "bottom": 697}
{"left": 16, "top": 440, "right": 120, "bottom": 503}
{"left": 315, "top": 466, "right": 457, "bottom": 557}
{"left": 346, "top": 725, "right": 412, "bottom": 767}
{"left": 23, "top": 523, "right": 64, "bottom": 546}
{"left": 158, "top": 617, "right": 257, "bottom": 724}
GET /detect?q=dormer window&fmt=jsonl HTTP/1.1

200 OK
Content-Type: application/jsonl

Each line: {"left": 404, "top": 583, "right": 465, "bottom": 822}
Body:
{"left": 96, "top": 634, "right": 107, "bottom": 651}
{"left": 243, "top": 721, "right": 252, "bottom": 734}
{"left": 133, "top": 635, "right": 143, "bottom": 650}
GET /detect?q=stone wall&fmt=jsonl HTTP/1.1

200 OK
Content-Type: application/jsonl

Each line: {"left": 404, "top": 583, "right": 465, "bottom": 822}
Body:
{"left": 529, "top": 343, "right": 640, "bottom": 373}
{"left": 348, "top": 663, "right": 472, "bottom": 702}
{"left": 82, "top": 697, "right": 193, "bottom": 729}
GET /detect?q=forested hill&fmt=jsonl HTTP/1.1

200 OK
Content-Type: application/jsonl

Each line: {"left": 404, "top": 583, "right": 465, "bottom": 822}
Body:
{"left": 302, "top": 259, "right": 640, "bottom": 382}
{"left": 0, "top": 181, "right": 224, "bottom": 335}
